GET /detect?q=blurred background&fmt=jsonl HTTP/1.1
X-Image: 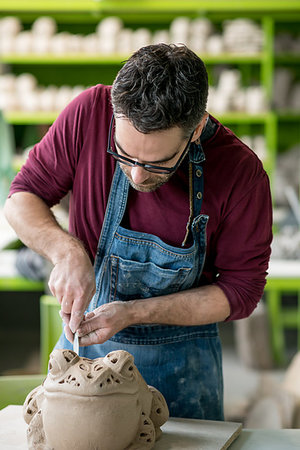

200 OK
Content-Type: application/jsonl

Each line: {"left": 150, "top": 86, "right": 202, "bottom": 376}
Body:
{"left": 0, "top": 0, "right": 299, "bottom": 429}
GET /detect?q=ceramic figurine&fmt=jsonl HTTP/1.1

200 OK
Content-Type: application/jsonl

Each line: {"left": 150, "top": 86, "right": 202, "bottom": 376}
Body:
{"left": 23, "top": 349, "right": 169, "bottom": 450}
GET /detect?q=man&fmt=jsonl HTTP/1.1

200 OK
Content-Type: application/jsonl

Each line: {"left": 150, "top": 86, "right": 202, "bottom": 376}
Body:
{"left": 4, "top": 44, "right": 272, "bottom": 420}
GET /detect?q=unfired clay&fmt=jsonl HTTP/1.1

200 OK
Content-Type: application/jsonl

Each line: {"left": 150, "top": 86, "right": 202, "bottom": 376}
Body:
{"left": 23, "top": 349, "right": 169, "bottom": 450}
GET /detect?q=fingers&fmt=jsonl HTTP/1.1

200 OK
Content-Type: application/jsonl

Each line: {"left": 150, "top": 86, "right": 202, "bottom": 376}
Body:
{"left": 59, "top": 310, "right": 71, "bottom": 325}
{"left": 79, "top": 328, "right": 111, "bottom": 346}
{"left": 69, "top": 311, "right": 83, "bottom": 334}
{"left": 68, "top": 297, "right": 90, "bottom": 333}
{"left": 64, "top": 320, "right": 105, "bottom": 347}
{"left": 76, "top": 311, "right": 96, "bottom": 337}
{"left": 64, "top": 324, "right": 74, "bottom": 344}
{"left": 61, "top": 297, "right": 72, "bottom": 314}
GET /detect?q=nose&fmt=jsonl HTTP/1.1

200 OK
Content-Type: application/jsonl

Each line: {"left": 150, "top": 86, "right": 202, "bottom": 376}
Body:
{"left": 130, "top": 165, "right": 151, "bottom": 185}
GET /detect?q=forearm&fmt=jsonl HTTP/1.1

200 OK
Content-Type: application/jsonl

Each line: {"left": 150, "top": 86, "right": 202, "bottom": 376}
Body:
{"left": 129, "top": 284, "right": 230, "bottom": 326}
{"left": 4, "top": 192, "right": 83, "bottom": 264}
{"left": 77, "top": 284, "right": 230, "bottom": 346}
{"left": 5, "top": 192, "right": 96, "bottom": 332}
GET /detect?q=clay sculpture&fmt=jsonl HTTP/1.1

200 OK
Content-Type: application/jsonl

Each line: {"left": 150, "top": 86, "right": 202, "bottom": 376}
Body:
{"left": 23, "top": 349, "right": 169, "bottom": 450}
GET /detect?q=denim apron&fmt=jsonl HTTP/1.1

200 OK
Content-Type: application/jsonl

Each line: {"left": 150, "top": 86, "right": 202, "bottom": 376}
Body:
{"left": 56, "top": 118, "right": 224, "bottom": 420}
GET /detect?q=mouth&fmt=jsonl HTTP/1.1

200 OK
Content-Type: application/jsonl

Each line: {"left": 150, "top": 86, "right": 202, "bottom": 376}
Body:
{"left": 45, "top": 384, "right": 139, "bottom": 398}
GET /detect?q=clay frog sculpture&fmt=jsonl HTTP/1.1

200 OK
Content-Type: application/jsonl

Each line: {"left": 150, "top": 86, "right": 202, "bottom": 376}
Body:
{"left": 23, "top": 349, "right": 169, "bottom": 450}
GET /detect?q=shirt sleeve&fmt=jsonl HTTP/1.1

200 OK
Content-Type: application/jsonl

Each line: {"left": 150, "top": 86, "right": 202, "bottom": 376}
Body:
{"left": 213, "top": 171, "right": 272, "bottom": 321}
{"left": 8, "top": 86, "right": 99, "bottom": 207}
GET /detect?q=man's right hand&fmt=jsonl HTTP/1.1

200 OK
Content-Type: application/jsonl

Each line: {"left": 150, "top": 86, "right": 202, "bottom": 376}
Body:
{"left": 48, "top": 245, "right": 96, "bottom": 333}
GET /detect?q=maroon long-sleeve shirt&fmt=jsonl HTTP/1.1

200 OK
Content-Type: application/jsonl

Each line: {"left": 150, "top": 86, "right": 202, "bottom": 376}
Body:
{"left": 9, "top": 84, "right": 272, "bottom": 320}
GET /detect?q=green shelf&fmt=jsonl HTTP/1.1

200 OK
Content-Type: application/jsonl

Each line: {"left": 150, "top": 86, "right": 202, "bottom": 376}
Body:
{"left": 4, "top": 111, "right": 276, "bottom": 126}
{"left": 0, "top": 277, "right": 44, "bottom": 291}
{"left": 215, "top": 112, "right": 274, "bottom": 124}
{"left": 0, "top": 1, "right": 101, "bottom": 13}
{"left": 275, "top": 54, "right": 300, "bottom": 64}
{"left": 0, "top": 52, "right": 266, "bottom": 65}
{"left": 100, "top": 1, "right": 300, "bottom": 14}
{"left": 0, "top": 54, "right": 125, "bottom": 65}
{"left": 4, "top": 111, "right": 59, "bottom": 125}
{"left": 1, "top": 1, "right": 300, "bottom": 18}
{"left": 276, "top": 112, "right": 300, "bottom": 121}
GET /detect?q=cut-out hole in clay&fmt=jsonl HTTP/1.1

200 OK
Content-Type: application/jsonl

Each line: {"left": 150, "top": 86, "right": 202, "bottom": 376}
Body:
{"left": 63, "top": 350, "right": 76, "bottom": 362}
{"left": 82, "top": 358, "right": 93, "bottom": 364}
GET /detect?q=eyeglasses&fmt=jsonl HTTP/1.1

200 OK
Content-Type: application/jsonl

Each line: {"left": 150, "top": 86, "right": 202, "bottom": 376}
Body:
{"left": 107, "top": 115, "right": 194, "bottom": 174}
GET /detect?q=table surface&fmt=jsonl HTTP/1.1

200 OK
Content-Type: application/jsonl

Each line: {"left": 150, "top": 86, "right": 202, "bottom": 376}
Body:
{"left": 1, "top": 405, "right": 300, "bottom": 450}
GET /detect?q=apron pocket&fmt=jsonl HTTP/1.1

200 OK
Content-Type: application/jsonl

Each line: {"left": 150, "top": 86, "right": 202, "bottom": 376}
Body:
{"left": 109, "top": 255, "right": 192, "bottom": 302}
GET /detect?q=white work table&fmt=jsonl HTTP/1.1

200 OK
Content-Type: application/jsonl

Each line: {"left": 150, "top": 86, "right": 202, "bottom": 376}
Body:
{"left": 1, "top": 405, "right": 300, "bottom": 450}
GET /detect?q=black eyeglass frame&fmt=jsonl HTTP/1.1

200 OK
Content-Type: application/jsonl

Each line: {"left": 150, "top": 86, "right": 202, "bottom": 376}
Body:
{"left": 107, "top": 115, "right": 195, "bottom": 174}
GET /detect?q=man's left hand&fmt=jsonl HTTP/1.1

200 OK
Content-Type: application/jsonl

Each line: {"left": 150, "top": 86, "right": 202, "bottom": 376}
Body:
{"left": 64, "top": 301, "right": 134, "bottom": 346}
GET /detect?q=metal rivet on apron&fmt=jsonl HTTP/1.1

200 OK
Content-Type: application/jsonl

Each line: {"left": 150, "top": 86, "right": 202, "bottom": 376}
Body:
{"left": 196, "top": 169, "right": 202, "bottom": 177}
{"left": 196, "top": 192, "right": 202, "bottom": 200}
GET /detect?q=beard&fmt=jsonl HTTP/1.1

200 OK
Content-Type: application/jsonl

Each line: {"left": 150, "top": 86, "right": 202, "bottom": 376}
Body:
{"left": 119, "top": 164, "right": 173, "bottom": 192}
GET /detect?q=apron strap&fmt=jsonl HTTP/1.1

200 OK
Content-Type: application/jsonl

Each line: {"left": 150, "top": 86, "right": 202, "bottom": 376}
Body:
{"left": 182, "top": 116, "right": 217, "bottom": 246}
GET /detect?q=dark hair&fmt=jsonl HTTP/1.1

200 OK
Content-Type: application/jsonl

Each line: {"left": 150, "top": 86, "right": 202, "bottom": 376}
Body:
{"left": 111, "top": 43, "right": 208, "bottom": 137}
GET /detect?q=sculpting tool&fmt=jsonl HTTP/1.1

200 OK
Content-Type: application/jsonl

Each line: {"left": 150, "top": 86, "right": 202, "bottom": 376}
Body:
{"left": 73, "top": 331, "right": 79, "bottom": 355}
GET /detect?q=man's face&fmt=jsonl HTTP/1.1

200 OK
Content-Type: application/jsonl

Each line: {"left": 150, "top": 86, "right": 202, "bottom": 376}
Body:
{"left": 114, "top": 118, "right": 196, "bottom": 193}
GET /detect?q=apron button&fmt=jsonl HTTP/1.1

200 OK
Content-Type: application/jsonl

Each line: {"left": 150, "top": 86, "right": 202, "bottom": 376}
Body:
{"left": 196, "top": 191, "right": 202, "bottom": 200}
{"left": 196, "top": 169, "right": 202, "bottom": 177}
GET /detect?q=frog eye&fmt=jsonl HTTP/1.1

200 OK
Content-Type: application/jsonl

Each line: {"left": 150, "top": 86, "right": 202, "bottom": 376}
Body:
{"left": 48, "top": 357, "right": 62, "bottom": 375}
{"left": 103, "top": 350, "right": 135, "bottom": 376}
{"left": 48, "top": 349, "right": 79, "bottom": 377}
{"left": 122, "top": 360, "right": 134, "bottom": 375}
{"left": 62, "top": 350, "right": 77, "bottom": 363}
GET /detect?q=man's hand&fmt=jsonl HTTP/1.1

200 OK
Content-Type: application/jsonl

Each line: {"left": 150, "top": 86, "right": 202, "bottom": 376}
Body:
{"left": 48, "top": 246, "right": 96, "bottom": 333}
{"left": 67, "top": 301, "right": 134, "bottom": 346}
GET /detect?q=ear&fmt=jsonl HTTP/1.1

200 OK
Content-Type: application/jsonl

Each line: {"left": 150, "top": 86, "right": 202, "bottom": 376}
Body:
{"left": 191, "top": 112, "right": 209, "bottom": 143}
